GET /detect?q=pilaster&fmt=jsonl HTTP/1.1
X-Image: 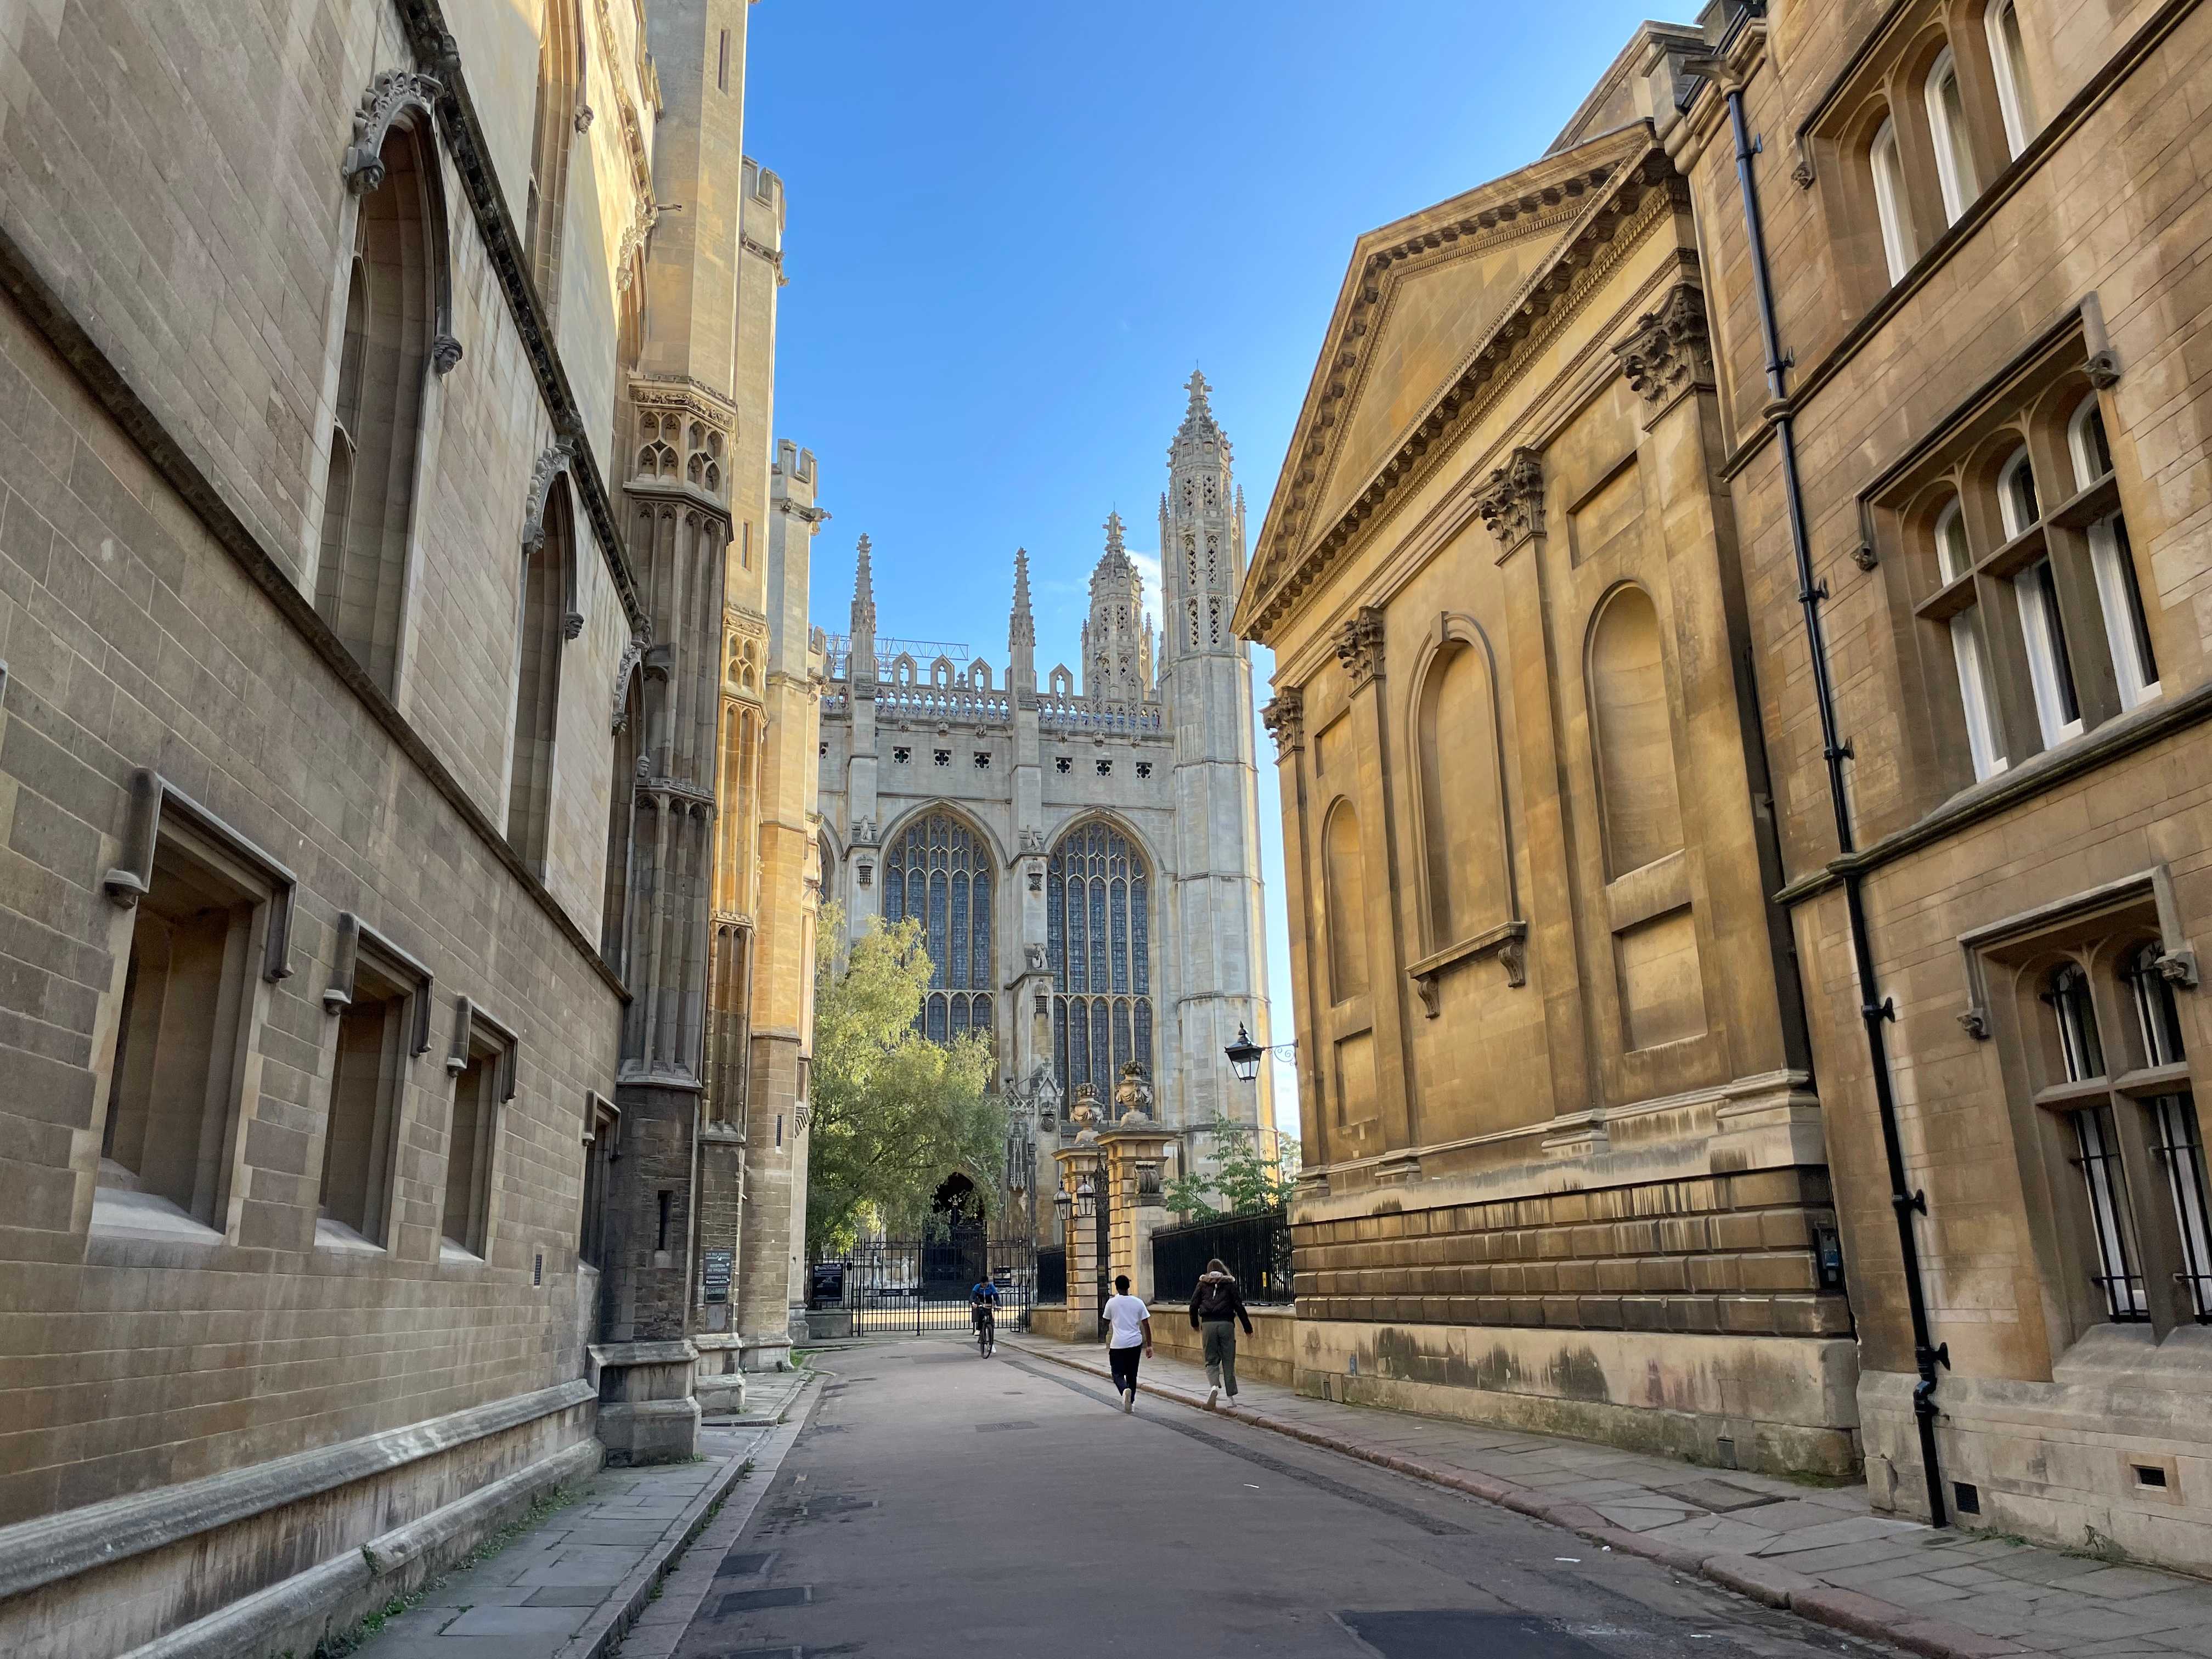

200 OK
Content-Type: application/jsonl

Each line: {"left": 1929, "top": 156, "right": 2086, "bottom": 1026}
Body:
{"left": 1333, "top": 608, "right": 1418, "bottom": 1175}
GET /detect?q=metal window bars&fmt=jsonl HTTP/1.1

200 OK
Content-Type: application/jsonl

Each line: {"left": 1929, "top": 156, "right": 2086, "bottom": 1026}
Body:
{"left": 2151, "top": 1092, "right": 2212, "bottom": 1322}
{"left": 2070, "top": 1104, "right": 2148, "bottom": 1321}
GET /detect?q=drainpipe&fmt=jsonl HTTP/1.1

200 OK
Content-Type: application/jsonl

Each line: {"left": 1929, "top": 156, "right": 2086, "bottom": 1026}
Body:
{"left": 1703, "top": 8, "right": 1949, "bottom": 1527}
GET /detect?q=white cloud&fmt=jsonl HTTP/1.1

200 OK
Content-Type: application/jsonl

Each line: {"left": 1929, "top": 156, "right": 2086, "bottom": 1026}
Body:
{"left": 1127, "top": 550, "right": 1164, "bottom": 635}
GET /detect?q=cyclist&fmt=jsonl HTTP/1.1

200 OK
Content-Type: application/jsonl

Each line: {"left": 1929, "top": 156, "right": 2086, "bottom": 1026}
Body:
{"left": 970, "top": 1275, "right": 1001, "bottom": 1355}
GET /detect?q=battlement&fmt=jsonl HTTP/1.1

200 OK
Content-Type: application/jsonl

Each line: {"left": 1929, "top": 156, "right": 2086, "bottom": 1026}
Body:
{"left": 741, "top": 156, "right": 787, "bottom": 242}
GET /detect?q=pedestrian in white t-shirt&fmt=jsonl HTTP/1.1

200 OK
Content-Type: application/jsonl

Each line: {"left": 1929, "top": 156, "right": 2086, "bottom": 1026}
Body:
{"left": 1102, "top": 1274, "right": 1152, "bottom": 1413}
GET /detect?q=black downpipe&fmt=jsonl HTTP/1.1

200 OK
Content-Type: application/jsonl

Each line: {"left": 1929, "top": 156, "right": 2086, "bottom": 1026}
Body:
{"left": 1718, "top": 69, "right": 1950, "bottom": 1527}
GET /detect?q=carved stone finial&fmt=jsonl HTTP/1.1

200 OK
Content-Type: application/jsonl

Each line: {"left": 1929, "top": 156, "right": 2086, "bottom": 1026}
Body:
{"left": 1471, "top": 449, "right": 1545, "bottom": 551}
{"left": 1261, "top": 687, "right": 1305, "bottom": 755}
{"left": 1615, "top": 286, "right": 1716, "bottom": 411}
{"left": 342, "top": 70, "right": 442, "bottom": 195}
{"left": 1113, "top": 1062, "right": 1154, "bottom": 1124}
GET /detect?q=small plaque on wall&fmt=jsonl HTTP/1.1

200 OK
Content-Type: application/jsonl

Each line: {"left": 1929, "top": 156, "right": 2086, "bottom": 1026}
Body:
{"left": 703, "top": 1247, "right": 734, "bottom": 1304}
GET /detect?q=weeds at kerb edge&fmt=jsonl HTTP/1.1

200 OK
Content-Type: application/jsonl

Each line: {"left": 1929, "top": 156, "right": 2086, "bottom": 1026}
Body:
{"left": 312, "top": 1484, "right": 583, "bottom": 1657}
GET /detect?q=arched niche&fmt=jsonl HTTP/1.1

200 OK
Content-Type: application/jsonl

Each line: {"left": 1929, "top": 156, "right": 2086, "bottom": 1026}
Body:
{"left": 1586, "top": 583, "right": 1684, "bottom": 878}
{"left": 1322, "top": 799, "right": 1370, "bottom": 1003}
{"left": 1410, "top": 617, "right": 1514, "bottom": 950}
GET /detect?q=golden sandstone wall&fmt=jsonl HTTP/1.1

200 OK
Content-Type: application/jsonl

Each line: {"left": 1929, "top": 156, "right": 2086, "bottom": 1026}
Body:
{"left": 1240, "top": 35, "right": 1855, "bottom": 1479}
{"left": 1246, "top": 0, "right": 2212, "bottom": 1568}
{"left": 1666, "top": 0, "right": 2212, "bottom": 1567}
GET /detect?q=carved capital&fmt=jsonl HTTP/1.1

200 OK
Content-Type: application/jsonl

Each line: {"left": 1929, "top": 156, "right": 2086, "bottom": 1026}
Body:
{"left": 1615, "top": 285, "right": 1714, "bottom": 413}
{"left": 342, "top": 70, "right": 442, "bottom": 195}
{"left": 1334, "top": 609, "right": 1386, "bottom": 691}
{"left": 1261, "top": 687, "right": 1305, "bottom": 755}
{"left": 1471, "top": 449, "right": 1545, "bottom": 554}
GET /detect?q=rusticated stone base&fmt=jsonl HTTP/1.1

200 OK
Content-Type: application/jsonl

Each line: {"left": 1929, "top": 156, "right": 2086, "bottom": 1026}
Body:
{"left": 1292, "top": 1317, "right": 1861, "bottom": 1478}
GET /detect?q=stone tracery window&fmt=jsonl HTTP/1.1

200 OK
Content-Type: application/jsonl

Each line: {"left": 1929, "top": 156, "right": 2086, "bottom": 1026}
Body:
{"left": 1047, "top": 821, "right": 1153, "bottom": 1100}
{"left": 317, "top": 116, "right": 436, "bottom": 695}
{"left": 881, "top": 812, "right": 994, "bottom": 1045}
{"left": 524, "top": 0, "right": 582, "bottom": 325}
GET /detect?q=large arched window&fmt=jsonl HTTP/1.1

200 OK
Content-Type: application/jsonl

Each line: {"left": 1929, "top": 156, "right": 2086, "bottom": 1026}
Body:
{"left": 317, "top": 118, "right": 435, "bottom": 693}
{"left": 525, "top": 0, "right": 582, "bottom": 325}
{"left": 883, "top": 812, "right": 995, "bottom": 1045}
{"left": 1934, "top": 498, "right": 2004, "bottom": 780}
{"left": 1924, "top": 47, "right": 1979, "bottom": 224}
{"left": 1987, "top": 1, "right": 2035, "bottom": 158}
{"left": 1047, "top": 820, "right": 1152, "bottom": 1097}
{"left": 508, "top": 476, "right": 570, "bottom": 871}
{"left": 1415, "top": 637, "right": 1508, "bottom": 948}
{"left": 1869, "top": 115, "right": 1916, "bottom": 285}
{"left": 1588, "top": 585, "right": 1684, "bottom": 877}
{"left": 2070, "top": 394, "right": 2159, "bottom": 708}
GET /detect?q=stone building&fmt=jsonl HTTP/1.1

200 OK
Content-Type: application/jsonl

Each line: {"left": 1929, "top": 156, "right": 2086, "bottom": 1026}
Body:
{"left": 0, "top": 1, "right": 812, "bottom": 1654}
{"left": 1238, "top": 23, "right": 1855, "bottom": 1475}
{"left": 816, "top": 375, "right": 1273, "bottom": 1226}
{"left": 1660, "top": 0, "right": 2212, "bottom": 1568}
{"left": 1245, "top": 0, "right": 2212, "bottom": 1568}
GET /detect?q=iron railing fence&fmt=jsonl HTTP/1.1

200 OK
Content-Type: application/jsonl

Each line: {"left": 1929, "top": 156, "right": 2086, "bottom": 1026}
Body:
{"left": 1152, "top": 1209, "right": 1293, "bottom": 1307}
{"left": 810, "top": 1231, "right": 1036, "bottom": 1334}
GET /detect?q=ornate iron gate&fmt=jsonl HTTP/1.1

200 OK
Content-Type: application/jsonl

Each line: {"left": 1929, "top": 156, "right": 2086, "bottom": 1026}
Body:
{"left": 819, "top": 1230, "right": 1035, "bottom": 1335}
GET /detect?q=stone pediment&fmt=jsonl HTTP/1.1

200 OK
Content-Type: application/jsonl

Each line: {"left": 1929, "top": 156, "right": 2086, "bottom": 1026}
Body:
{"left": 1239, "top": 126, "right": 1666, "bottom": 642}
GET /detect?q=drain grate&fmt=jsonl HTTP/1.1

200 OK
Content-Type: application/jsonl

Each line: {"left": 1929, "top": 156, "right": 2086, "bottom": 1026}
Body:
{"left": 974, "top": 1420, "right": 1040, "bottom": 1432}
{"left": 717, "top": 1585, "right": 813, "bottom": 1615}
{"left": 714, "top": 1550, "right": 778, "bottom": 1580}
{"left": 1339, "top": 1611, "right": 1608, "bottom": 1657}
{"left": 1654, "top": 1478, "right": 1781, "bottom": 1514}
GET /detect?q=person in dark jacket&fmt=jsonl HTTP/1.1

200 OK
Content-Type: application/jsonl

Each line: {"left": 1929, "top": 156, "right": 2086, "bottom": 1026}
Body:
{"left": 1189, "top": 1257, "right": 1255, "bottom": 1407}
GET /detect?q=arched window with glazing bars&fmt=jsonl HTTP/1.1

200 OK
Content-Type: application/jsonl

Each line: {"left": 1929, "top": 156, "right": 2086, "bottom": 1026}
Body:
{"left": 1047, "top": 821, "right": 1153, "bottom": 1103}
{"left": 881, "top": 812, "right": 995, "bottom": 1045}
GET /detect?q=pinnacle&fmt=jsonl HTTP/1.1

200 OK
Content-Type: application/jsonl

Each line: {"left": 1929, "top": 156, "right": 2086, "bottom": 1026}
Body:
{"left": 853, "top": 533, "right": 874, "bottom": 599}
{"left": 1103, "top": 510, "right": 1126, "bottom": 556}
{"left": 1184, "top": 366, "right": 1212, "bottom": 413}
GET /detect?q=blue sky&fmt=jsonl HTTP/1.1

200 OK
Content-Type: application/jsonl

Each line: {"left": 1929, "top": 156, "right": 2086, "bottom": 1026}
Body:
{"left": 747, "top": 2, "right": 1672, "bottom": 1127}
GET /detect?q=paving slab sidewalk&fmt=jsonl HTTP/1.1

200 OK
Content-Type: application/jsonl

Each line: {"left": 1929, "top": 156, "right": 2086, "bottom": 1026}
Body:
{"left": 1007, "top": 1335, "right": 2212, "bottom": 1659}
{"left": 349, "top": 1369, "right": 818, "bottom": 1659}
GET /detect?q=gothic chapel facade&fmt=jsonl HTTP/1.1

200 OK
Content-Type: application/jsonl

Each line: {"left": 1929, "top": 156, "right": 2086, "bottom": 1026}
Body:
{"left": 818, "top": 376, "right": 1273, "bottom": 1198}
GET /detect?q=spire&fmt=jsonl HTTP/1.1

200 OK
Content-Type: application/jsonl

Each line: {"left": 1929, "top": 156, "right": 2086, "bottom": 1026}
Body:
{"left": 1103, "top": 510, "right": 1128, "bottom": 562}
{"left": 848, "top": 533, "right": 876, "bottom": 686}
{"left": 1175, "top": 366, "right": 1226, "bottom": 452}
{"left": 850, "top": 534, "right": 876, "bottom": 632}
{"left": 1009, "top": 546, "right": 1034, "bottom": 652}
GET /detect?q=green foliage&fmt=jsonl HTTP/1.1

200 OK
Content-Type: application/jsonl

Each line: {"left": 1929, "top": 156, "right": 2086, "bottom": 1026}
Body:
{"left": 1163, "top": 1121, "right": 1300, "bottom": 1220}
{"left": 806, "top": 907, "right": 1003, "bottom": 1254}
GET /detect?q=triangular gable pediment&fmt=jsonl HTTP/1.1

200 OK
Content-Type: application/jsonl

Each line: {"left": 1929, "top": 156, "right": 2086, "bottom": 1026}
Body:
{"left": 1241, "top": 125, "right": 1660, "bottom": 641}
{"left": 1307, "top": 216, "right": 1571, "bottom": 540}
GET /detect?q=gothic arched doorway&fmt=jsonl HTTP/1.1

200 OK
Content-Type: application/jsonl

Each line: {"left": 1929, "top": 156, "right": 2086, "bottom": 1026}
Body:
{"left": 923, "top": 1172, "right": 986, "bottom": 1294}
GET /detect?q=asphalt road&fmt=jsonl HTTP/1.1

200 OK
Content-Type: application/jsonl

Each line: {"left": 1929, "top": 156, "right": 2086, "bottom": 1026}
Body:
{"left": 675, "top": 1337, "right": 1890, "bottom": 1659}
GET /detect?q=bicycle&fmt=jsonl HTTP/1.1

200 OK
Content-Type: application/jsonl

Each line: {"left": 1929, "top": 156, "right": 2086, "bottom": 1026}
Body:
{"left": 973, "top": 1304, "right": 996, "bottom": 1357}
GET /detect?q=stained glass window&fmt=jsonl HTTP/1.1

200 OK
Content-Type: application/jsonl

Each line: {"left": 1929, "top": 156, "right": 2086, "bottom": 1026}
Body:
{"left": 1048, "top": 821, "right": 1155, "bottom": 1110}
{"left": 881, "top": 812, "right": 996, "bottom": 1047}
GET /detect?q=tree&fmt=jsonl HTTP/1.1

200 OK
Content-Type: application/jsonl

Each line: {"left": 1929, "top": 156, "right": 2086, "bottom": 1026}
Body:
{"left": 1161, "top": 1121, "right": 1300, "bottom": 1221}
{"left": 806, "top": 908, "right": 1004, "bottom": 1256}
